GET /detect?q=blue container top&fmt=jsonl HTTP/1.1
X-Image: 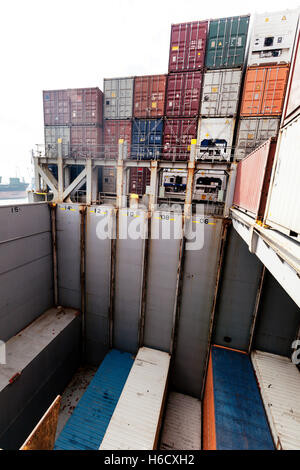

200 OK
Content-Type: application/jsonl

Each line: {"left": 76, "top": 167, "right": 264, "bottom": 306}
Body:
{"left": 131, "top": 119, "right": 163, "bottom": 160}
{"left": 211, "top": 346, "right": 274, "bottom": 450}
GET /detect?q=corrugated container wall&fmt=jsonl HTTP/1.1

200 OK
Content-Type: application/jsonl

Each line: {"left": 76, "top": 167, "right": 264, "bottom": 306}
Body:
{"left": 282, "top": 24, "right": 300, "bottom": 125}
{"left": 129, "top": 168, "right": 151, "bottom": 195}
{"left": 251, "top": 351, "right": 300, "bottom": 450}
{"left": 45, "top": 127, "right": 70, "bottom": 158}
{"left": 240, "top": 65, "right": 289, "bottom": 116}
{"left": 131, "top": 119, "right": 163, "bottom": 160}
{"left": 104, "top": 77, "right": 134, "bottom": 119}
{"left": 248, "top": 9, "right": 299, "bottom": 66}
{"left": 203, "top": 345, "right": 274, "bottom": 450}
{"left": 235, "top": 117, "right": 280, "bottom": 160}
{"left": 133, "top": 75, "right": 166, "bottom": 118}
{"left": 264, "top": 114, "right": 300, "bottom": 238}
{"left": 165, "top": 72, "right": 202, "bottom": 117}
{"left": 163, "top": 118, "right": 198, "bottom": 161}
{"left": 70, "top": 126, "right": 103, "bottom": 159}
{"left": 200, "top": 69, "right": 242, "bottom": 117}
{"left": 168, "top": 21, "right": 208, "bottom": 72}
{"left": 205, "top": 15, "right": 250, "bottom": 69}
{"left": 104, "top": 120, "right": 132, "bottom": 159}
{"left": 233, "top": 138, "right": 277, "bottom": 219}
{"left": 197, "top": 117, "right": 235, "bottom": 161}
{"left": 43, "top": 88, "right": 103, "bottom": 126}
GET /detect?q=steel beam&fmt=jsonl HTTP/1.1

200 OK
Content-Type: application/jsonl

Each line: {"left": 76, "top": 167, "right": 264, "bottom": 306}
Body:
{"left": 62, "top": 168, "right": 87, "bottom": 201}
{"left": 148, "top": 161, "right": 159, "bottom": 212}
{"left": 37, "top": 164, "right": 58, "bottom": 199}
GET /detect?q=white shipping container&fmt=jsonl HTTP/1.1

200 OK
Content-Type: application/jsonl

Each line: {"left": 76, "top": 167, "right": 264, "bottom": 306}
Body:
{"left": 99, "top": 347, "right": 170, "bottom": 450}
{"left": 160, "top": 392, "right": 201, "bottom": 450}
{"left": 197, "top": 117, "right": 235, "bottom": 161}
{"left": 104, "top": 77, "right": 134, "bottom": 119}
{"left": 248, "top": 9, "right": 299, "bottom": 66}
{"left": 200, "top": 69, "right": 243, "bottom": 117}
{"left": 251, "top": 350, "right": 300, "bottom": 450}
{"left": 235, "top": 118, "right": 280, "bottom": 160}
{"left": 265, "top": 115, "right": 300, "bottom": 238}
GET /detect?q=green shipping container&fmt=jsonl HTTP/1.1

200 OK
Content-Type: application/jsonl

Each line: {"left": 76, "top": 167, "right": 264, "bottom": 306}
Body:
{"left": 205, "top": 15, "right": 250, "bottom": 69}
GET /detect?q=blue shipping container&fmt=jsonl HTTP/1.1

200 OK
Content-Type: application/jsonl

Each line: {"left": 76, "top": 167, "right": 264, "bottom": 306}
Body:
{"left": 203, "top": 345, "right": 274, "bottom": 450}
{"left": 131, "top": 119, "right": 163, "bottom": 160}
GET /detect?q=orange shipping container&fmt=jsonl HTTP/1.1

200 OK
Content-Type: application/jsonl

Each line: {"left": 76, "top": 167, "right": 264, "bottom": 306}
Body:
{"left": 133, "top": 75, "right": 167, "bottom": 118}
{"left": 240, "top": 65, "right": 289, "bottom": 117}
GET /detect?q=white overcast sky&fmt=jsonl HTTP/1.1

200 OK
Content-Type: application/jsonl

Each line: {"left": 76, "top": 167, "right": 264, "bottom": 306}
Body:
{"left": 0, "top": 0, "right": 299, "bottom": 181}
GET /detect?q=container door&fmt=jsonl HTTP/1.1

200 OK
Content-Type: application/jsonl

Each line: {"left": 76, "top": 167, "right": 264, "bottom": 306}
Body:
{"left": 240, "top": 67, "right": 267, "bottom": 116}
{"left": 261, "top": 66, "right": 289, "bottom": 116}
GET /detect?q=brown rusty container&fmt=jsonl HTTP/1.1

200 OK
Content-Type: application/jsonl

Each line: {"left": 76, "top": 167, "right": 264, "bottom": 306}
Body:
{"left": 104, "top": 120, "right": 132, "bottom": 159}
{"left": 70, "top": 126, "right": 103, "bottom": 159}
{"left": 129, "top": 168, "right": 150, "bottom": 195}
{"left": 133, "top": 75, "right": 167, "bottom": 118}
{"left": 233, "top": 137, "right": 277, "bottom": 220}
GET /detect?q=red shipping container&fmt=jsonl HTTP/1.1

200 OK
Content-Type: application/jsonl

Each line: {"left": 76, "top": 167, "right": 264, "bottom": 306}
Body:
{"left": 165, "top": 72, "right": 202, "bottom": 118}
{"left": 283, "top": 28, "right": 300, "bottom": 125}
{"left": 240, "top": 65, "right": 289, "bottom": 117}
{"left": 129, "top": 168, "right": 150, "bottom": 195}
{"left": 169, "top": 21, "right": 208, "bottom": 72}
{"left": 134, "top": 75, "right": 167, "bottom": 118}
{"left": 43, "top": 88, "right": 103, "bottom": 126}
{"left": 104, "top": 120, "right": 132, "bottom": 159}
{"left": 233, "top": 138, "right": 277, "bottom": 220}
{"left": 163, "top": 118, "right": 198, "bottom": 161}
{"left": 71, "top": 126, "right": 103, "bottom": 159}
{"left": 69, "top": 88, "right": 103, "bottom": 126}
{"left": 43, "top": 89, "right": 70, "bottom": 126}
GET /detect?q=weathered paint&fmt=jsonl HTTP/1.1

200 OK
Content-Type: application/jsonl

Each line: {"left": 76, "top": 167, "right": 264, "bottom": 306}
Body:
{"left": 203, "top": 345, "right": 274, "bottom": 450}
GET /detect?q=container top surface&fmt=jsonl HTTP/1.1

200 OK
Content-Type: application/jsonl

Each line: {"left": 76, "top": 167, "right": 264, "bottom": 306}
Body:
{"left": 211, "top": 345, "right": 274, "bottom": 450}
{"left": 100, "top": 347, "right": 170, "bottom": 450}
{"left": 0, "top": 308, "right": 80, "bottom": 391}
{"left": 55, "top": 349, "right": 134, "bottom": 450}
{"left": 252, "top": 350, "right": 300, "bottom": 450}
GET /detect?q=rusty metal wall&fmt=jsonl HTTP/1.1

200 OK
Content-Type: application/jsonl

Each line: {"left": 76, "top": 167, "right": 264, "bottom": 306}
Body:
{"left": 56, "top": 204, "right": 82, "bottom": 310}
{"left": 0, "top": 203, "right": 53, "bottom": 342}
{"left": 213, "top": 227, "right": 263, "bottom": 351}
{"left": 253, "top": 271, "right": 300, "bottom": 357}
{"left": 172, "top": 217, "right": 223, "bottom": 397}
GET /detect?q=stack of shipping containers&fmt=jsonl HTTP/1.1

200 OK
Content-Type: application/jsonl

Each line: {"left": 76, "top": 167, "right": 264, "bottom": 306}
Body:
{"left": 163, "top": 21, "right": 207, "bottom": 161}
{"left": 103, "top": 77, "right": 134, "bottom": 193}
{"left": 198, "top": 15, "right": 250, "bottom": 161}
{"left": 235, "top": 9, "right": 299, "bottom": 159}
{"left": 43, "top": 88, "right": 103, "bottom": 190}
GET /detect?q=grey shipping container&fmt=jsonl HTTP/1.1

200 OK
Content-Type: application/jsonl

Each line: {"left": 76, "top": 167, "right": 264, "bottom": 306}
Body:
{"left": 44, "top": 126, "right": 70, "bottom": 158}
{"left": 200, "top": 69, "right": 243, "bottom": 117}
{"left": 102, "top": 167, "right": 116, "bottom": 193}
{"left": 235, "top": 117, "right": 280, "bottom": 160}
{"left": 104, "top": 77, "right": 134, "bottom": 119}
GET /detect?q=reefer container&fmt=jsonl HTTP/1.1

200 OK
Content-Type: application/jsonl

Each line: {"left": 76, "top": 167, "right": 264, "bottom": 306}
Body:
{"left": 104, "top": 120, "right": 132, "bottom": 159}
{"left": 44, "top": 126, "right": 70, "bottom": 158}
{"left": 240, "top": 65, "right": 290, "bottom": 116}
{"left": 69, "top": 88, "right": 103, "bottom": 126}
{"left": 129, "top": 168, "right": 151, "bottom": 195}
{"left": 131, "top": 119, "right": 163, "bottom": 160}
{"left": 168, "top": 21, "right": 208, "bottom": 72}
{"left": 43, "top": 89, "right": 70, "bottom": 126}
{"left": 235, "top": 117, "right": 280, "bottom": 160}
{"left": 197, "top": 117, "right": 235, "bottom": 161}
{"left": 102, "top": 167, "right": 116, "bottom": 193}
{"left": 248, "top": 9, "right": 299, "bottom": 66}
{"left": 43, "top": 88, "right": 103, "bottom": 126}
{"left": 70, "top": 126, "right": 103, "bottom": 159}
{"left": 100, "top": 348, "right": 170, "bottom": 450}
{"left": 104, "top": 77, "right": 134, "bottom": 119}
{"left": 201, "top": 69, "right": 242, "bottom": 117}
{"left": 264, "top": 115, "right": 300, "bottom": 238}
{"left": 252, "top": 350, "right": 300, "bottom": 450}
{"left": 133, "top": 75, "right": 166, "bottom": 118}
{"left": 165, "top": 71, "right": 202, "bottom": 118}
{"left": 163, "top": 118, "right": 198, "bottom": 161}
{"left": 282, "top": 25, "right": 300, "bottom": 125}
{"left": 205, "top": 15, "right": 250, "bottom": 69}
{"left": 233, "top": 138, "right": 277, "bottom": 219}
{"left": 203, "top": 345, "right": 274, "bottom": 450}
